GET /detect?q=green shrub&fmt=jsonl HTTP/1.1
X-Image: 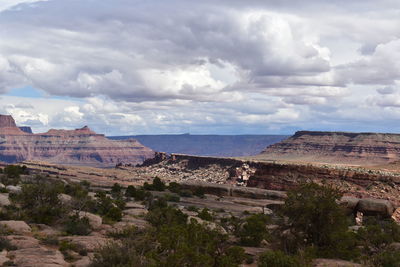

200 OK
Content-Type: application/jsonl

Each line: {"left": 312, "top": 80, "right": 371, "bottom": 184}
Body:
{"left": 142, "top": 177, "right": 166, "bottom": 191}
{"left": 92, "top": 192, "right": 114, "bottom": 215}
{"left": 168, "top": 182, "right": 181, "bottom": 194}
{"left": 64, "top": 215, "right": 92, "bottom": 235}
{"left": 110, "top": 183, "right": 123, "bottom": 198}
{"left": 125, "top": 185, "right": 136, "bottom": 197}
{"left": 59, "top": 240, "right": 86, "bottom": 261}
{"left": 147, "top": 201, "right": 188, "bottom": 227}
{"left": 142, "top": 182, "right": 152, "bottom": 191}
{"left": 281, "top": 182, "right": 357, "bottom": 259}
{"left": 239, "top": 214, "right": 270, "bottom": 247}
{"left": 194, "top": 187, "right": 205, "bottom": 198}
{"left": 198, "top": 208, "right": 213, "bottom": 221}
{"left": 63, "top": 183, "right": 88, "bottom": 198}
{"left": 221, "top": 246, "right": 246, "bottom": 266}
{"left": 91, "top": 240, "right": 150, "bottom": 267}
{"left": 179, "top": 189, "right": 193, "bottom": 197}
{"left": 164, "top": 193, "right": 180, "bottom": 202}
{"left": 0, "top": 237, "right": 16, "bottom": 251}
{"left": 107, "top": 226, "right": 138, "bottom": 239}
{"left": 124, "top": 185, "right": 150, "bottom": 201}
{"left": 372, "top": 249, "right": 400, "bottom": 267}
{"left": 258, "top": 250, "right": 300, "bottom": 267}
{"left": 187, "top": 206, "right": 198, "bottom": 212}
{"left": 13, "top": 176, "right": 65, "bottom": 224}
{"left": 152, "top": 177, "right": 165, "bottom": 191}
{"left": 94, "top": 204, "right": 245, "bottom": 267}
{"left": 80, "top": 180, "right": 90, "bottom": 186}
{"left": 1, "top": 165, "right": 27, "bottom": 185}
{"left": 105, "top": 207, "right": 123, "bottom": 222}
{"left": 357, "top": 218, "right": 400, "bottom": 253}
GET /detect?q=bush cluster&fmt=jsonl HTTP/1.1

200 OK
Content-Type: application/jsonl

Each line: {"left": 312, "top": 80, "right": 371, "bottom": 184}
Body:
{"left": 92, "top": 200, "right": 246, "bottom": 267}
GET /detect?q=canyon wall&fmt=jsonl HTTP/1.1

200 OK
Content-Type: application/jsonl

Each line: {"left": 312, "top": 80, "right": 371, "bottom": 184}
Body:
{"left": 0, "top": 115, "right": 154, "bottom": 167}
{"left": 259, "top": 131, "right": 400, "bottom": 165}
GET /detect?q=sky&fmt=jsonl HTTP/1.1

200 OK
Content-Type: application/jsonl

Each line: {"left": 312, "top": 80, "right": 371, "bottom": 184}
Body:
{"left": 0, "top": 0, "right": 399, "bottom": 135}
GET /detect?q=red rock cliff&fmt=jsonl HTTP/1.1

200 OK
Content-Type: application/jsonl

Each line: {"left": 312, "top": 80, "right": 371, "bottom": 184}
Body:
{"left": 0, "top": 115, "right": 154, "bottom": 167}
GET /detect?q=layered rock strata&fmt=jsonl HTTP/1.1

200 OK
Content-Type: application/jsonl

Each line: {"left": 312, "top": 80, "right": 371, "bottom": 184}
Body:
{"left": 0, "top": 115, "right": 154, "bottom": 167}
{"left": 259, "top": 131, "right": 400, "bottom": 165}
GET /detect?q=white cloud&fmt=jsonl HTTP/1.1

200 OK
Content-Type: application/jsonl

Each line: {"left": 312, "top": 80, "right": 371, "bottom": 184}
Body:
{"left": 0, "top": 0, "right": 399, "bottom": 134}
{"left": 0, "top": 0, "right": 47, "bottom": 12}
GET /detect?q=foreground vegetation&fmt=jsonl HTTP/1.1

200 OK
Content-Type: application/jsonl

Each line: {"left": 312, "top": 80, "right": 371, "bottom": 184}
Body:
{"left": 0, "top": 165, "right": 400, "bottom": 266}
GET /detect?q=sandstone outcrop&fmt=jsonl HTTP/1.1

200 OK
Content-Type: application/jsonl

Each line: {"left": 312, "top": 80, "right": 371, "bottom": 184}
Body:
{"left": 259, "top": 131, "right": 400, "bottom": 165}
{"left": 0, "top": 114, "right": 154, "bottom": 167}
{"left": 8, "top": 247, "right": 68, "bottom": 267}
{"left": 339, "top": 197, "right": 395, "bottom": 218}
{"left": 0, "top": 221, "right": 31, "bottom": 233}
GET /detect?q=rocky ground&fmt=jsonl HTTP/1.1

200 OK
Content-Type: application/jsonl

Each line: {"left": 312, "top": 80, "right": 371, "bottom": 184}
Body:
{"left": 0, "top": 179, "right": 371, "bottom": 267}
{"left": 1, "top": 157, "right": 399, "bottom": 266}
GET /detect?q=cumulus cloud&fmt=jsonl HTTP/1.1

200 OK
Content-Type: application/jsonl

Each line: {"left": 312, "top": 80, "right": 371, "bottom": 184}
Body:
{"left": 0, "top": 0, "right": 399, "bottom": 134}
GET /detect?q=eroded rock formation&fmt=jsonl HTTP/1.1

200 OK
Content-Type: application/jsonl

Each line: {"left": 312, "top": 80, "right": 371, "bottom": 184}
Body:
{"left": 0, "top": 115, "right": 154, "bottom": 167}
{"left": 259, "top": 131, "right": 400, "bottom": 165}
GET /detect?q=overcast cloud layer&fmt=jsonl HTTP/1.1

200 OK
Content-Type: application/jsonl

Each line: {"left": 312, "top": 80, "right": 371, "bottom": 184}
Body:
{"left": 0, "top": 0, "right": 399, "bottom": 135}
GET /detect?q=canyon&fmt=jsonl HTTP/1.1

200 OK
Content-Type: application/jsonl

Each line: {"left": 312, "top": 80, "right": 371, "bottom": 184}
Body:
{"left": 0, "top": 115, "right": 154, "bottom": 167}
{"left": 110, "top": 134, "right": 288, "bottom": 157}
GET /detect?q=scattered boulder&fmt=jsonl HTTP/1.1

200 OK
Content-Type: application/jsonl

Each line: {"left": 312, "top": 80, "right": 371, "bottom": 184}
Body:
{"left": 58, "top": 194, "right": 72, "bottom": 205}
{"left": 6, "top": 185, "right": 21, "bottom": 194}
{"left": 339, "top": 196, "right": 360, "bottom": 215}
{"left": 8, "top": 247, "right": 68, "bottom": 267}
{"left": 76, "top": 211, "right": 102, "bottom": 230}
{"left": 356, "top": 198, "right": 395, "bottom": 218}
{"left": 0, "top": 221, "right": 31, "bottom": 233}
{"left": 0, "top": 183, "right": 5, "bottom": 189}
{"left": 0, "top": 194, "right": 10, "bottom": 206}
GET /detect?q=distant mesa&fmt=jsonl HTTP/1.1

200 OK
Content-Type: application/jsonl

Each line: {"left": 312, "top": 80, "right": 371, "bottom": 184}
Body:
{"left": 0, "top": 114, "right": 154, "bottom": 167}
{"left": 258, "top": 130, "right": 400, "bottom": 165}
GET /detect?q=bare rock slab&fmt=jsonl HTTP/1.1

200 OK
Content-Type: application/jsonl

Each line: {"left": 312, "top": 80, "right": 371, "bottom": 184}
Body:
{"left": 5, "top": 235, "right": 40, "bottom": 249}
{"left": 0, "top": 220, "right": 31, "bottom": 233}
{"left": 0, "top": 194, "right": 10, "bottom": 206}
{"left": 313, "top": 259, "right": 362, "bottom": 267}
{"left": 8, "top": 247, "right": 68, "bottom": 267}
